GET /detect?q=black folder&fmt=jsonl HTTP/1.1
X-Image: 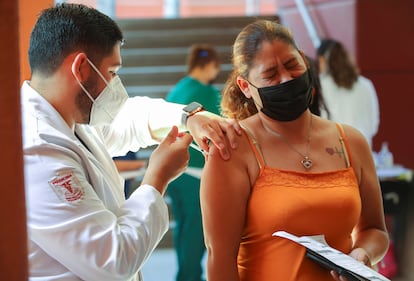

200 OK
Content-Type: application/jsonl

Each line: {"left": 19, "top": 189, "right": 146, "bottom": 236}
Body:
{"left": 306, "top": 248, "right": 371, "bottom": 281}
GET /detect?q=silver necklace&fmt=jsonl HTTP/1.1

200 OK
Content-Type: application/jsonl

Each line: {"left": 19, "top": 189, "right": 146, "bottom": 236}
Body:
{"left": 261, "top": 115, "right": 313, "bottom": 169}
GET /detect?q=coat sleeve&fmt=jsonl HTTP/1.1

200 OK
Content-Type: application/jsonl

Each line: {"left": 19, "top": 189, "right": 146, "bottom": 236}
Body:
{"left": 25, "top": 141, "right": 169, "bottom": 281}
{"left": 97, "top": 96, "right": 186, "bottom": 157}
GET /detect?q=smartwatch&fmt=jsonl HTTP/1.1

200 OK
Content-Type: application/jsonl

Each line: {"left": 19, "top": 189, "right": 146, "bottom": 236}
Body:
{"left": 181, "top": 102, "right": 204, "bottom": 126}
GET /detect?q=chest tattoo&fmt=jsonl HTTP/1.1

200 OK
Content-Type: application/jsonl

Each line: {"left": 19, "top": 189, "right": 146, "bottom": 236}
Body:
{"left": 325, "top": 146, "right": 345, "bottom": 159}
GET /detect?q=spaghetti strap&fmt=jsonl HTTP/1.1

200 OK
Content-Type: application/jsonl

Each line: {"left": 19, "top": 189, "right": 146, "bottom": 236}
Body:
{"left": 335, "top": 123, "right": 352, "bottom": 168}
{"left": 240, "top": 124, "right": 265, "bottom": 172}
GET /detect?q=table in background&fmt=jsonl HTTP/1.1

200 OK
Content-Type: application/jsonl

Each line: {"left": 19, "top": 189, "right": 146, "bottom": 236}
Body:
{"left": 377, "top": 165, "right": 413, "bottom": 269}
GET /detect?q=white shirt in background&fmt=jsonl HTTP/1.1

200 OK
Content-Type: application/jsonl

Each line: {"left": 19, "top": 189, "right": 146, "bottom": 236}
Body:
{"left": 320, "top": 74, "right": 380, "bottom": 148}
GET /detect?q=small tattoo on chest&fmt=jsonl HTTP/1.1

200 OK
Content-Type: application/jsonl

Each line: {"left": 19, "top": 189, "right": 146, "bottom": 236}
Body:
{"left": 325, "top": 146, "right": 344, "bottom": 158}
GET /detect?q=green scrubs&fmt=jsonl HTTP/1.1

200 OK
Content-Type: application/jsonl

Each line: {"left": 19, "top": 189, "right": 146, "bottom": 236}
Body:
{"left": 166, "top": 76, "right": 221, "bottom": 281}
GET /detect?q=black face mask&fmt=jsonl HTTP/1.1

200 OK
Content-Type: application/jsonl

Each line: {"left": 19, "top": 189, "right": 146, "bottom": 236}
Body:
{"left": 250, "top": 70, "right": 312, "bottom": 121}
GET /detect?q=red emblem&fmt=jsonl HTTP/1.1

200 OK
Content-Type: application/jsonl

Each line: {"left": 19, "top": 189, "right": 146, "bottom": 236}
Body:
{"left": 49, "top": 171, "right": 85, "bottom": 202}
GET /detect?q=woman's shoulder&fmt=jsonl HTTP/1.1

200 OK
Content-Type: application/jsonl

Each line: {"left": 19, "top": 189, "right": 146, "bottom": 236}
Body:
{"left": 319, "top": 73, "right": 335, "bottom": 85}
{"left": 239, "top": 115, "right": 262, "bottom": 141}
{"left": 357, "top": 75, "right": 374, "bottom": 85}
{"left": 319, "top": 74, "right": 341, "bottom": 94}
{"left": 312, "top": 116, "right": 368, "bottom": 152}
{"left": 317, "top": 117, "right": 365, "bottom": 140}
{"left": 335, "top": 123, "right": 371, "bottom": 156}
{"left": 208, "top": 116, "right": 258, "bottom": 164}
{"left": 355, "top": 75, "right": 377, "bottom": 93}
{"left": 166, "top": 77, "right": 201, "bottom": 101}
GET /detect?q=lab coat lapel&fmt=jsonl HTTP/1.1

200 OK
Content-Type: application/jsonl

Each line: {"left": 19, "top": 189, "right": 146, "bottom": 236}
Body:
{"left": 75, "top": 124, "right": 125, "bottom": 207}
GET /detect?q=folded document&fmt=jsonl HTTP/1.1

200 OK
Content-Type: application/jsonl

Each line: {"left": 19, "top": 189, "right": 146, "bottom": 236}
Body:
{"left": 273, "top": 231, "right": 390, "bottom": 281}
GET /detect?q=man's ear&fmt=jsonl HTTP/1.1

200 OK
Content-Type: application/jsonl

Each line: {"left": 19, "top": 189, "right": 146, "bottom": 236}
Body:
{"left": 71, "top": 53, "right": 89, "bottom": 82}
{"left": 236, "top": 75, "right": 252, "bottom": 98}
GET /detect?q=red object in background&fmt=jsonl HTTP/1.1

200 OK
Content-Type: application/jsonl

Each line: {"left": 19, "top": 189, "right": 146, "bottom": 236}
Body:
{"left": 378, "top": 240, "right": 398, "bottom": 279}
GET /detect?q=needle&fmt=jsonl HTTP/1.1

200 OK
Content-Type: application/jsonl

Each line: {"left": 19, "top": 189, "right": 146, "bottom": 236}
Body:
{"left": 189, "top": 143, "right": 207, "bottom": 156}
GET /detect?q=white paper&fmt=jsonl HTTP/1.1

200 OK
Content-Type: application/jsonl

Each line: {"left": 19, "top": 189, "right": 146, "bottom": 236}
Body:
{"left": 273, "top": 231, "right": 390, "bottom": 281}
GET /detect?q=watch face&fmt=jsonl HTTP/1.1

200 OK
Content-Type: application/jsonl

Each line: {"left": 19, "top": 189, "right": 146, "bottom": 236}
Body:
{"left": 183, "top": 102, "right": 203, "bottom": 113}
{"left": 182, "top": 102, "right": 204, "bottom": 126}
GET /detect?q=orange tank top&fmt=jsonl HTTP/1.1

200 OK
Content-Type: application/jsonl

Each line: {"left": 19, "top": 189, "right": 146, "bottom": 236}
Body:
{"left": 237, "top": 124, "right": 361, "bottom": 281}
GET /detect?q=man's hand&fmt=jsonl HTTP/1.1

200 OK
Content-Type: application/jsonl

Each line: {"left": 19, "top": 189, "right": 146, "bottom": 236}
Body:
{"left": 141, "top": 126, "right": 192, "bottom": 195}
{"left": 186, "top": 111, "right": 242, "bottom": 160}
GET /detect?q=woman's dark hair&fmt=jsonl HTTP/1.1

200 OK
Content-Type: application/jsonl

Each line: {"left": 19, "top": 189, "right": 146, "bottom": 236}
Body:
{"left": 306, "top": 56, "right": 330, "bottom": 118}
{"left": 221, "top": 20, "right": 298, "bottom": 120}
{"left": 186, "top": 44, "right": 219, "bottom": 73}
{"left": 28, "top": 3, "right": 123, "bottom": 76}
{"left": 317, "top": 39, "right": 358, "bottom": 89}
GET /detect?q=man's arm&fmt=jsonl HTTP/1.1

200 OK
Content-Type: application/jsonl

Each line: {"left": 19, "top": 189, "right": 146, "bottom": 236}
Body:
{"left": 145, "top": 98, "right": 242, "bottom": 160}
{"left": 101, "top": 96, "right": 241, "bottom": 160}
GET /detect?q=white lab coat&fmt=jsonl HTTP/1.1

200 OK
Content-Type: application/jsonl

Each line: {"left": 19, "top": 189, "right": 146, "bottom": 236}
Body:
{"left": 21, "top": 81, "right": 183, "bottom": 281}
{"left": 320, "top": 75, "right": 380, "bottom": 148}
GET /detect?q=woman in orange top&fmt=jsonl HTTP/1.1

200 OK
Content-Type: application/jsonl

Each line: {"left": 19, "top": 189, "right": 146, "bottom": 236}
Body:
{"left": 200, "top": 20, "right": 389, "bottom": 281}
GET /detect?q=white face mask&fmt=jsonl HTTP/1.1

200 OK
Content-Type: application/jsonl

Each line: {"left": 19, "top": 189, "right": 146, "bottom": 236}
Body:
{"left": 75, "top": 58, "right": 128, "bottom": 125}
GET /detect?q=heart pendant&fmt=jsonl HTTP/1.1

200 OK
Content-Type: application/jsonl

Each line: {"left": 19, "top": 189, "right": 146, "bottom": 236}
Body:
{"left": 301, "top": 157, "right": 312, "bottom": 169}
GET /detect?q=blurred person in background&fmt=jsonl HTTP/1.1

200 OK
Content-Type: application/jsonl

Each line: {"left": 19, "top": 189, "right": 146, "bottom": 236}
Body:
{"left": 165, "top": 43, "right": 222, "bottom": 281}
{"left": 316, "top": 39, "right": 379, "bottom": 148}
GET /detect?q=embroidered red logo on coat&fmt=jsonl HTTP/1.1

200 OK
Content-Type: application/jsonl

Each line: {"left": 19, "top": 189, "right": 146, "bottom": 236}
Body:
{"left": 49, "top": 171, "right": 85, "bottom": 203}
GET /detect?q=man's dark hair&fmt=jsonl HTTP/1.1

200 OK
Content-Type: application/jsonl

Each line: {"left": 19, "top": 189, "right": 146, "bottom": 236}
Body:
{"left": 28, "top": 3, "right": 123, "bottom": 76}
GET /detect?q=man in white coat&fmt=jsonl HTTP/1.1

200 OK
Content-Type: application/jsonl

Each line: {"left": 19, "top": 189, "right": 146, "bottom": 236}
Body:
{"left": 22, "top": 3, "right": 240, "bottom": 281}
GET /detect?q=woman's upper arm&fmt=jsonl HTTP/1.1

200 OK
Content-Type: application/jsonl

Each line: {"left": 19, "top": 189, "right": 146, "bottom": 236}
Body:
{"left": 345, "top": 125, "right": 389, "bottom": 264}
{"left": 346, "top": 125, "right": 387, "bottom": 232}
{"left": 200, "top": 143, "right": 251, "bottom": 278}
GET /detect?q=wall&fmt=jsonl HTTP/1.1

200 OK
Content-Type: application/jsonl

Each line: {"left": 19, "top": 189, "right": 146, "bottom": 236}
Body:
{"left": 356, "top": 0, "right": 414, "bottom": 169}
{"left": 0, "top": 1, "right": 27, "bottom": 280}
{"left": 68, "top": 0, "right": 278, "bottom": 18}
{"left": 19, "top": 0, "right": 54, "bottom": 83}
{"left": 356, "top": 3, "right": 414, "bottom": 278}
{"left": 276, "top": 0, "right": 356, "bottom": 59}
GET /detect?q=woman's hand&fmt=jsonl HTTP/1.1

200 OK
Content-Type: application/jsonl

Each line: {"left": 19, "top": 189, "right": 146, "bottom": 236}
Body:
{"left": 330, "top": 247, "right": 371, "bottom": 281}
{"left": 330, "top": 271, "right": 349, "bottom": 281}
{"left": 186, "top": 111, "right": 242, "bottom": 160}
